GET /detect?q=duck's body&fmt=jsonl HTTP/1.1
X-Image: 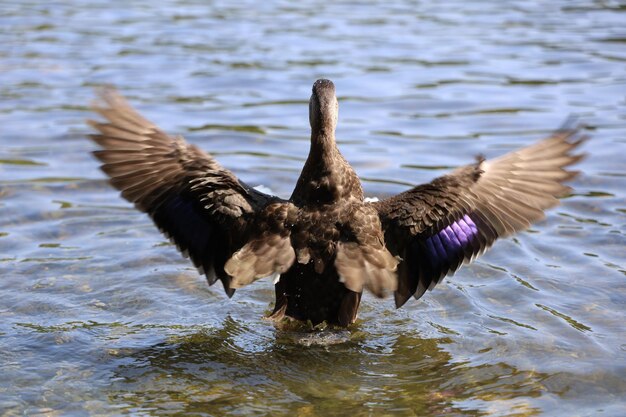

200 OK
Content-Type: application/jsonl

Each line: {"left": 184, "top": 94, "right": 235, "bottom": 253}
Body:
{"left": 271, "top": 199, "right": 395, "bottom": 326}
{"left": 88, "top": 79, "right": 585, "bottom": 326}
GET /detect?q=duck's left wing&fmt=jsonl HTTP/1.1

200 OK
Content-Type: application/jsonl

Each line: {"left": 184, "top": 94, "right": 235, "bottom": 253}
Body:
{"left": 373, "top": 124, "right": 586, "bottom": 308}
{"left": 88, "top": 87, "right": 296, "bottom": 296}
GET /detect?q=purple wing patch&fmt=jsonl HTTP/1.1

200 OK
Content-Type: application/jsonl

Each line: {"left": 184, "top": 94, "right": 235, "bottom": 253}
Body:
{"left": 424, "top": 214, "right": 479, "bottom": 270}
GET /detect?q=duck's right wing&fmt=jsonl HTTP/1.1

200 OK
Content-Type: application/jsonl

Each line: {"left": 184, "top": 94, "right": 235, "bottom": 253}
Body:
{"left": 373, "top": 124, "right": 587, "bottom": 308}
{"left": 88, "top": 87, "right": 296, "bottom": 296}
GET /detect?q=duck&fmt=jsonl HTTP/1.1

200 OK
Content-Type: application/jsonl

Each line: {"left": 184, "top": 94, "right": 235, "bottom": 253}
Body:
{"left": 88, "top": 79, "right": 586, "bottom": 327}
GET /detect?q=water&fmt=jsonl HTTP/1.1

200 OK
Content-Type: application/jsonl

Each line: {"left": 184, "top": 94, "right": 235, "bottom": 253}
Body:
{"left": 1, "top": 0, "right": 625, "bottom": 415}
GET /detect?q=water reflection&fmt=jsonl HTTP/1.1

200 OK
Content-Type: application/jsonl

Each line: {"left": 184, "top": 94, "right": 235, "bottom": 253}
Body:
{"left": 105, "top": 318, "right": 565, "bottom": 416}
{"left": 1, "top": 0, "right": 625, "bottom": 415}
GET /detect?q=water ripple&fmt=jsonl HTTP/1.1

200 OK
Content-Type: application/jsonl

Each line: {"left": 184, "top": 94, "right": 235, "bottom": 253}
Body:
{"left": 0, "top": 0, "right": 625, "bottom": 415}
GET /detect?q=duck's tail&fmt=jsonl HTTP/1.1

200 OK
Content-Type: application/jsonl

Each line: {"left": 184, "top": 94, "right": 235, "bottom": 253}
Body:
{"left": 268, "top": 264, "right": 362, "bottom": 327}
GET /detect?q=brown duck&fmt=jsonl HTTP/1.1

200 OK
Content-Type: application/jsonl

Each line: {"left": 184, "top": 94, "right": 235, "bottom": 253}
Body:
{"left": 88, "top": 79, "right": 586, "bottom": 326}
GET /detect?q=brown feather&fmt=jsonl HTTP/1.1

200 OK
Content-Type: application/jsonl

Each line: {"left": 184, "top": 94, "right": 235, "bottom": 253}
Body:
{"left": 87, "top": 82, "right": 586, "bottom": 326}
{"left": 374, "top": 122, "right": 586, "bottom": 307}
{"left": 88, "top": 87, "right": 293, "bottom": 298}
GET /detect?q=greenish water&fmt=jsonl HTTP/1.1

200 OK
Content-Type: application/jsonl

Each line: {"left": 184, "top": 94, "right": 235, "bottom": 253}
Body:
{"left": 1, "top": 1, "right": 625, "bottom": 416}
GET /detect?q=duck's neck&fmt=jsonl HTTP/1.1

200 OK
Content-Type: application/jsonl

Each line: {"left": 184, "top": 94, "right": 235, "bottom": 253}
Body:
{"left": 291, "top": 131, "right": 363, "bottom": 206}
{"left": 309, "top": 131, "right": 337, "bottom": 160}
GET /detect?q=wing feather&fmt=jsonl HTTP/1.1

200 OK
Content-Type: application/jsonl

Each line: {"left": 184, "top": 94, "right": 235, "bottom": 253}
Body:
{"left": 88, "top": 87, "right": 295, "bottom": 295}
{"left": 374, "top": 122, "right": 587, "bottom": 308}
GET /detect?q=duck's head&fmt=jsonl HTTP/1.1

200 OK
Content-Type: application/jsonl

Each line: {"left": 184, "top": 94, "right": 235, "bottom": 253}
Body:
{"left": 309, "top": 79, "right": 338, "bottom": 136}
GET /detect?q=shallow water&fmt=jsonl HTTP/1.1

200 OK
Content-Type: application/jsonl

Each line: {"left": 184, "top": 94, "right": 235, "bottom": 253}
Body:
{"left": 1, "top": 0, "right": 625, "bottom": 415}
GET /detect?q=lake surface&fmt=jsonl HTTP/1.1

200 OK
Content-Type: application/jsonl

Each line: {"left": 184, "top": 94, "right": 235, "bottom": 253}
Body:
{"left": 1, "top": 1, "right": 625, "bottom": 415}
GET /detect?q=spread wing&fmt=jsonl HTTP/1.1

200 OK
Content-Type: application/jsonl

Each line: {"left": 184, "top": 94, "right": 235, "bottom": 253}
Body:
{"left": 88, "top": 87, "right": 295, "bottom": 296}
{"left": 373, "top": 123, "right": 587, "bottom": 308}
